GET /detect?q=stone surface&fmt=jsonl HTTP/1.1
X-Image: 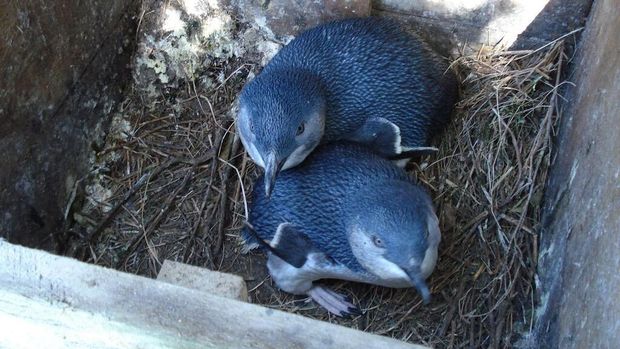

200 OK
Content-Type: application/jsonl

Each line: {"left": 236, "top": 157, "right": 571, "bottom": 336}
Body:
{"left": 527, "top": 0, "right": 620, "bottom": 347}
{"left": 132, "top": 0, "right": 371, "bottom": 108}
{"left": 373, "top": 0, "right": 592, "bottom": 54}
{"left": 227, "top": 0, "right": 371, "bottom": 39}
{"left": 132, "top": 0, "right": 237, "bottom": 96}
{"left": 132, "top": 0, "right": 283, "bottom": 99}
{"left": 0, "top": 1, "right": 137, "bottom": 249}
{"left": 157, "top": 260, "right": 248, "bottom": 301}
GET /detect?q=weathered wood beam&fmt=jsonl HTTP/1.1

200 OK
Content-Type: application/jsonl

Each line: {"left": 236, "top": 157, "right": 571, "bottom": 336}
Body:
{"left": 0, "top": 240, "right": 428, "bottom": 349}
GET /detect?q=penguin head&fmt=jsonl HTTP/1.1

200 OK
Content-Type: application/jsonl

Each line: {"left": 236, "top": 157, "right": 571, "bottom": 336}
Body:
{"left": 238, "top": 70, "right": 326, "bottom": 196}
{"left": 347, "top": 181, "right": 441, "bottom": 303}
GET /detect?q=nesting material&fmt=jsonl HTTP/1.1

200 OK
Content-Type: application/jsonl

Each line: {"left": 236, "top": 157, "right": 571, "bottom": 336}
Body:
{"left": 68, "top": 24, "right": 569, "bottom": 348}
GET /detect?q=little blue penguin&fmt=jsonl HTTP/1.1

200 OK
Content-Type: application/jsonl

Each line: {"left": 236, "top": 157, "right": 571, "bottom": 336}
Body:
{"left": 242, "top": 143, "right": 441, "bottom": 316}
{"left": 237, "top": 17, "right": 458, "bottom": 195}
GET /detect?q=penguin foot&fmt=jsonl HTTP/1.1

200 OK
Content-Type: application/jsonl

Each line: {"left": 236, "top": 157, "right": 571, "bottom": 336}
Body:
{"left": 307, "top": 286, "right": 361, "bottom": 317}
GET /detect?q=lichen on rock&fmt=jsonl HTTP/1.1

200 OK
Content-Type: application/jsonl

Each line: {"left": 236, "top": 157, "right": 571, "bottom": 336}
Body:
{"left": 133, "top": 1, "right": 283, "bottom": 98}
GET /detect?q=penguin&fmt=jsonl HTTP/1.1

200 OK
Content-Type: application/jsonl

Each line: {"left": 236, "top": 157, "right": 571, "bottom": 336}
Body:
{"left": 242, "top": 143, "right": 441, "bottom": 316}
{"left": 237, "top": 17, "right": 458, "bottom": 195}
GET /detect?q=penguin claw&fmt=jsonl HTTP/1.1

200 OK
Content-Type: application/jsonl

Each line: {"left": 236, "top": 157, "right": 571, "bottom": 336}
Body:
{"left": 339, "top": 292, "right": 353, "bottom": 303}
{"left": 339, "top": 312, "right": 352, "bottom": 320}
{"left": 347, "top": 306, "right": 363, "bottom": 316}
{"left": 307, "top": 286, "right": 360, "bottom": 317}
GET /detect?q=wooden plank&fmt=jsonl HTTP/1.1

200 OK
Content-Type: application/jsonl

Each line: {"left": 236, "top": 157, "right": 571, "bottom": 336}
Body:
{"left": 157, "top": 260, "right": 248, "bottom": 301}
{"left": 0, "top": 292, "right": 204, "bottom": 349}
{"left": 0, "top": 240, "right": 429, "bottom": 349}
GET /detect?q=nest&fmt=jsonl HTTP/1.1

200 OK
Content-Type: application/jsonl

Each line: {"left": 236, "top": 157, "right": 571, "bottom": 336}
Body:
{"left": 67, "top": 27, "right": 569, "bottom": 348}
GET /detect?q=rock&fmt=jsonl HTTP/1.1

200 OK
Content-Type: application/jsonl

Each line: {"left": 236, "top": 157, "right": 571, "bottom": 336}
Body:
{"left": 0, "top": 0, "right": 138, "bottom": 249}
{"left": 227, "top": 0, "right": 371, "bottom": 38}
{"left": 132, "top": 0, "right": 371, "bottom": 98}
{"left": 374, "top": 0, "right": 592, "bottom": 54}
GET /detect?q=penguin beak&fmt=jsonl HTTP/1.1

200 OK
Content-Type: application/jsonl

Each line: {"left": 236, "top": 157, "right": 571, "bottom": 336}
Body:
{"left": 404, "top": 266, "right": 431, "bottom": 304}
{"left": 264, "top": 152, "right": 283, "bottom": 198}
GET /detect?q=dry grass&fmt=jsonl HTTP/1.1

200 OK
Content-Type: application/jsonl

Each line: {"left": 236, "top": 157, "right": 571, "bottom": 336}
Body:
{"left": 68, "top": 31, "right": 569, "bottom": 348}
{"left": 405, "top": 40, "right": 567, "bottom": 347}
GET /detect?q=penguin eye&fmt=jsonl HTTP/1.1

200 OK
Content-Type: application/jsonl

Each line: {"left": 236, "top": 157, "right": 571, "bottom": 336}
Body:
{"left": 296, "top": 122, "right": 305, "bottom": 136}
{"left": 372, "top": 236, "right": 384, "bottom": 248}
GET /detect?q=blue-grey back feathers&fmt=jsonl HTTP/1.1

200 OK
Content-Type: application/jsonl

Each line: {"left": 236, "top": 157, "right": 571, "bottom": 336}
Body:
{"left": 240, "top": 17, "right": 458, "bottom": 149}
{"left": 242, "top": 143, "right": 429, "bottom": 272}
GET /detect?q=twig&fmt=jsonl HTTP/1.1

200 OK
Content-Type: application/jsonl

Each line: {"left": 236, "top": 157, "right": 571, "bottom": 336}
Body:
{"left": 117, "top": 166, "right": 196, "bottom": 269}
{"left": 88, "top": 151, "right": 214, "bottom": 245}
{"left": 212, "top": 133, "right": 241, "bottom": 262}
{"left": 183, "top": 129, "right": 224, "bottom": 264}
{"left": 440, "top": 274, "right": 466, "bottom": 336}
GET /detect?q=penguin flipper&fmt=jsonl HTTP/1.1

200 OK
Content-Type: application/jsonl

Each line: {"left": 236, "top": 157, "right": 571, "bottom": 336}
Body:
{"left": 388, "top": 146, "right": 439, "bottom": 160}
{"left": 348, "top": 117, "right": 402, "bottom": 156}
{"left": 244, "top": 222, "right": 317, "bottom": 268}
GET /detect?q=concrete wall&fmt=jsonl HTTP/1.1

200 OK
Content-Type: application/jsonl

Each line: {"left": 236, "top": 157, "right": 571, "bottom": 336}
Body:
{"left": 532, "top": 0, "right": 620, "bottom": 347}
{"left": 373, "top": 0, "right": 592, "bottom": 54}
{"left": 0, "top": 1, "right": 137, "bottom": 249}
